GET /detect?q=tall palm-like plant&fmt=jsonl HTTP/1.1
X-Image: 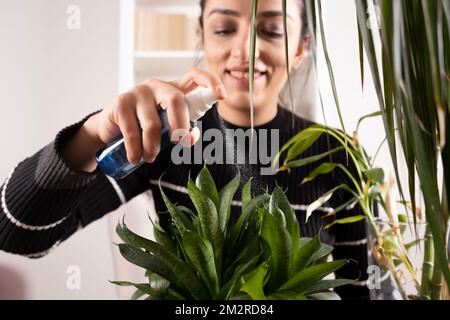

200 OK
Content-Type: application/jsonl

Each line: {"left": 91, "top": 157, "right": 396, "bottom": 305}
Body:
{"left": 353, "top": 0, "right": 450, "bottom": 299}
{"left": 248, "top": 0, "right": 449, "bottom": 299}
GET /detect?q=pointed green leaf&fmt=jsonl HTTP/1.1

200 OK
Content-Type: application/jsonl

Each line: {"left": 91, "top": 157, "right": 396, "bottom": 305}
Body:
{"left": 302, "top": 162, "right": 338, "bottom": 185}
{"left": 117, "top": 226, "right": 209, "bottom": 299}
{"left": 182, "top": 231, "right": 219, "bottom": 296}
{"left": 278, "top": 260, "right": 348, "bottom": 293}
{"left": 261, "top": 211, "right": 292, "bottom": 292}
{"left": 196, "top": 166, "right": 220, "bottom": 208}
{"left": 325, "top": 215, "right": 365, "bottom": 230}
{"left": 305, "top": 184, "right": 344, "bottom": 222}
{"left": 282, "top": 146, "right": 344, "bottom": 171}
{"left": 218, "top": 172, "right": 241, "bottom": 232}
{"left": 241, "top": 177, "right": 253, "bottom": 211}
{"left": 302, "top": 279, "right": 354, "bottom": 295}
{"left": 239, "top": 262, "right": 269, "bottom": 300}
{"left": 159, "top": 183, "right": 193, "bottom": 233}
{"left": 187, "top": 178, "right": 223, "bottom": 280}
{"left": 285, "top": 130, "right": 323, "bottom": 164}
{"left": 308, "top": 291, "right": 341, "bottom": 300}
{"left": 291, "top": 235, "right": 321, "bottom": 275}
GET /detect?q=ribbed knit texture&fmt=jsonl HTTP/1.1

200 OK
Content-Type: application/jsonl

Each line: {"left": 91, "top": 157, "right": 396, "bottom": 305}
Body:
{"left": 0, "top": 105, "right": 370, "bottom": 299}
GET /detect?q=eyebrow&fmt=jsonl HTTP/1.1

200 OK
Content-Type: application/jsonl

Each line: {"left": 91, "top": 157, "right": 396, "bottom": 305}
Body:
{"left": 208, "top": 8, "right": 295, "bottom": 22}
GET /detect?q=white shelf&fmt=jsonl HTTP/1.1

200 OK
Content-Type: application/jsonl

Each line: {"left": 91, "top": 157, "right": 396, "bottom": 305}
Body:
{"left": 137, "top": 0, "right": 198, "bottom": 5}
{"left": 136, "top": 0, "right": 200, "bottom": 16}
{"left": 134, "top": 50, "right": 205, "bottom": 80}
{"left": 132, "top": 1, "right": 203, "bottom": 83}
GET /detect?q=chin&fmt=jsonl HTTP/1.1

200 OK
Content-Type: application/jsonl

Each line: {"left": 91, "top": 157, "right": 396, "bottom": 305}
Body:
{"left": 227, "top": 91, "right": 265, "bottom": 106}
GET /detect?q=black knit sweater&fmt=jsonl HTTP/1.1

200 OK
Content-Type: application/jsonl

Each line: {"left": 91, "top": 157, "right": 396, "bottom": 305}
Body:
{"left": 0, "top": 105, "right": 371, "bottom": 299}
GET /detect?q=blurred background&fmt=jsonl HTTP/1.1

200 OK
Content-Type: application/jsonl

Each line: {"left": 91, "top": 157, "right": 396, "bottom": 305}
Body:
{"left": 0, "top": 0, "right": 389, "bottom": 299}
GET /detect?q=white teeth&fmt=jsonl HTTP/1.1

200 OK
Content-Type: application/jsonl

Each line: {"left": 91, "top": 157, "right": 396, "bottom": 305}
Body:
{"left": 229, "top": 71, "right": 262, "bottom": 79}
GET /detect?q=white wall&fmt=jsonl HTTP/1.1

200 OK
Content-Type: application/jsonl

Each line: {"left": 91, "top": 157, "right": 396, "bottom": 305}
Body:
{"left": 315, "top": 0, "right": 394, "bottom": 182}
{"left": 0, "top": 0, "right": 121, "bottom": 299}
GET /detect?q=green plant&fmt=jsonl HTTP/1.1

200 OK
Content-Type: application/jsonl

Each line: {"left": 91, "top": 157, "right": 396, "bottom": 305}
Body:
{"left": 274, "top": 116, "right": 428, "bottom": 299}
{"left": 247, "top": 0, "right": 449, "bottom": 299}
{"left": 353, "top": 0, "right": 450, "bottom": 299}
{"left": 112, "top": 167, "right": 352, "bottom": 300}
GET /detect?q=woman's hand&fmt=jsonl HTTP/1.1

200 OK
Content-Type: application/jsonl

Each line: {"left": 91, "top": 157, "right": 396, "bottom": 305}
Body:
{"left": 63, "top": 68, "right": 227, "bottom": 172}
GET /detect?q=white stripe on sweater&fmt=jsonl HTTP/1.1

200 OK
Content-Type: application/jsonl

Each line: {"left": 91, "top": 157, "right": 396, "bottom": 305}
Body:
{"left": 334, "top": 238, "right": 368, "bottom": 247}
{"left": 1, "top": 165, "right": 68, "bottom": 231}
{"left": 350, "top": 270, "right": 391, "bottom": 286}
{"left": 106, "top": 176, "right": 126, "bottom": 204}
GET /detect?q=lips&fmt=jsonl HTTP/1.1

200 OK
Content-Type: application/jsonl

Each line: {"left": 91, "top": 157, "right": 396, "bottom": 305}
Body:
{"left": 225, "top": 68, "right": 267, "bottom": 81}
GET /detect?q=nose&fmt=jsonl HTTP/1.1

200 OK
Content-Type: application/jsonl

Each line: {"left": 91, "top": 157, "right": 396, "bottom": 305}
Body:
{"left": 231, "top": 25, "right": 260, "bottom": 62}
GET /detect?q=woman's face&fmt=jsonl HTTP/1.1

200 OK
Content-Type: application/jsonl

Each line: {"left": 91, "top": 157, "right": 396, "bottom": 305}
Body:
{"left": 202, "top": 0, "right": 306, "bottom": 113}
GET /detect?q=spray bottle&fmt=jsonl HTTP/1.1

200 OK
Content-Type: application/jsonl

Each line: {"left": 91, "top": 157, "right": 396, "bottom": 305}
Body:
{"left": 96, "top": 87, "right": 218, "bottom": 179}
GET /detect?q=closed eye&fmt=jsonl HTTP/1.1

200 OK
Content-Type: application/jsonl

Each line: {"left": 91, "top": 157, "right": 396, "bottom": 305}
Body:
{"left": 214, "top": 29, "right": 235, "bottom": 36}
{"left": 260, "top": 30, "right": 284, "bottom": 38}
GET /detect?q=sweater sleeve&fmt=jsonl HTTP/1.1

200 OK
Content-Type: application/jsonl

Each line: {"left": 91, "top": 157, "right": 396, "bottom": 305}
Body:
{"left": 0, "top": 112, "right": 150, "bottom": 258}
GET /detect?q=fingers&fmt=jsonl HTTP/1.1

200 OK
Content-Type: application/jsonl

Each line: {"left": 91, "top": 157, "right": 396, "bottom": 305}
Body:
{"left": 114, "top": 93, "right": 142, "bottom": 164}
{"left": 135, "top": 86, "right": 161, "bottom": 163}
{"left": 144, "top": 78, "right": 191, "bottom": 144}
{"left": 107, "top": 67, "right": 226, "bottom": 165}
{"left": 170, "top": 67, "right": 227, "bottom": 99}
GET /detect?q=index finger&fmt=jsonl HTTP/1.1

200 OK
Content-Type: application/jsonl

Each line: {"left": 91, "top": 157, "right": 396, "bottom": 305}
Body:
{"left": 170, "top": 67, "right": 227, "bottom": 100}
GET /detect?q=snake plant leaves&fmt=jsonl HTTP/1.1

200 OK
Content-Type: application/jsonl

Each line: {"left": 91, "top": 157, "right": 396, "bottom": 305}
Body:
{"left": 268, "top": 291, "right": 307, "bottom": 300}
{"left": 303, "top": 279, "right": 354, "bottom": 295}
{"left": 261, "top": 210, "right": 293, "bottom": 292}
{"left": 148, "top": 273, "right": 171, "bottom": 297}
{"left": 308, "top": 291, "right": 341, "bottom": 300}
{"left": 187, "top": 178, "right": 223, "bottom": 276}
{"left": 218, "top": 171, "right": 241, "bottom": 233}
{"left": 117, "top": 224, "right": 209, "bottom": 299}
{"left": 223, "top": 225, "right": 261, "bottom": 281}
{"left": 277, "top": 260, "right": 348, "bottom": 294}
{"left": 182, "top": 231, "right": 219, "bottom": 296}
{"left": 239, "top": 262, "right": 269, "bottom": 300}
{"left": 291, "top": 235, "right": 321, "bottom": 275}
{"left": 131, "top": 289, "right": 147, "bottom": 300}
{"left": 215, "top": 252, "right": 262, "bottom": 300}
{"left": 226, "top": 194, "right": 270, "bottom": 252}
{"left": 269, "top": 202, "right": 287, "bottom": 228}
{"left": 153, "top": 223, "right": 177, "bottom": 256}
{"left": 310, "top": 242, "right": 334, "bottom": 265}
{"left": 118, "top": 243, "right": 191, "bottom": 298}
{"left": 241, "top": 177, "right": 253, "bottom": 211}
{"left": 159, "top": 183, "right": 193, "bottom": 233}
{"left": 271, "top": 186, "right": 300, "bottom": 243}
{"left": 111, "top": 281, "right": 157, "bottom": 297}
{"left": 116, "top": 167, "right": 349, "bottom": 300}
{"left": 196, "top": 166, "right": 220, "bottom": 209}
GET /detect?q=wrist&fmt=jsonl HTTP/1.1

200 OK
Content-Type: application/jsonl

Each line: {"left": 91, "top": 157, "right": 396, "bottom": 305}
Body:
{"left": 83, "top": 113, "right": 105, "bottom": 151}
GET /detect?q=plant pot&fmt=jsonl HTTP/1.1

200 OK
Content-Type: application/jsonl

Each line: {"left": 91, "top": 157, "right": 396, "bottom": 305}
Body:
{"left": 367, "top": 218, "right": 429, "bottom": 300}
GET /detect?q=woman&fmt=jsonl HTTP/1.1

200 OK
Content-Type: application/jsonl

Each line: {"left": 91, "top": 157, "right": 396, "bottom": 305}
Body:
{"left": 0, "top": 0, "right": 370, "bottom": 299}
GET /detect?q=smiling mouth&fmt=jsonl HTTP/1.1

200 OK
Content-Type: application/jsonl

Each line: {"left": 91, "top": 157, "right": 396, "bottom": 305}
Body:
{"left": 226, "top": 70, "right": 267, "bottom": 80}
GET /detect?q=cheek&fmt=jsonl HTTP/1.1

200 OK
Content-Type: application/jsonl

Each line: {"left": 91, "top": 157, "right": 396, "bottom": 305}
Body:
{"left": 260, "top": 46, "right": 287, "bottom": 81}
{"left": 204, "top": 41, "right": 229, "bottom": 74}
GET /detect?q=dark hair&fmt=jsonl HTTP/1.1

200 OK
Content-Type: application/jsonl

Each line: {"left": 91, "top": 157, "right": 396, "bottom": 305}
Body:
{"left": 198, "top": 0, "right": 309, "bottom": 41}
